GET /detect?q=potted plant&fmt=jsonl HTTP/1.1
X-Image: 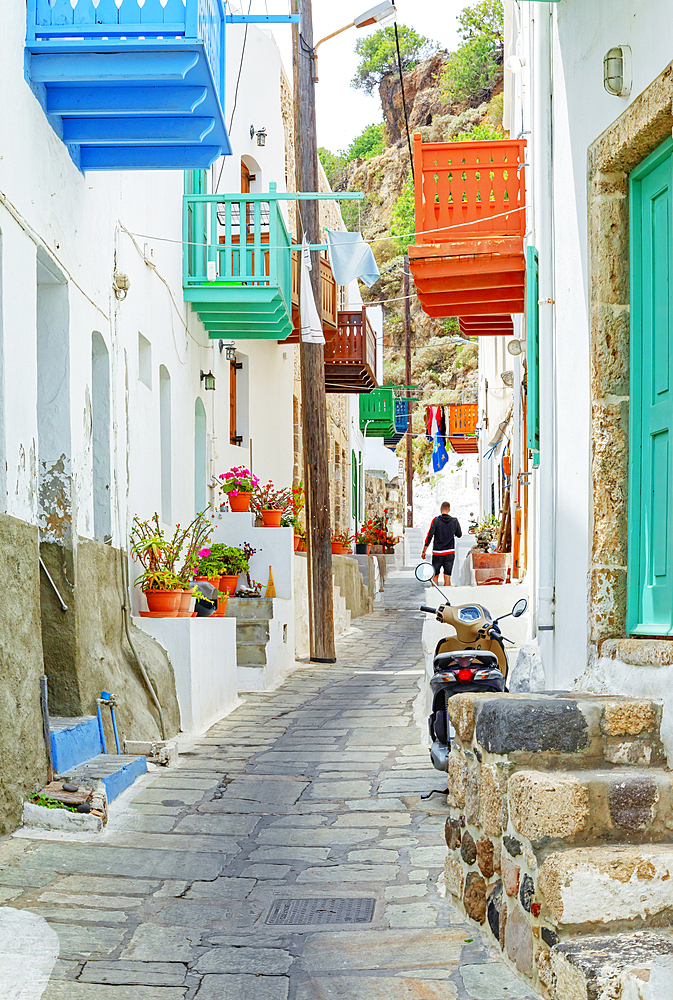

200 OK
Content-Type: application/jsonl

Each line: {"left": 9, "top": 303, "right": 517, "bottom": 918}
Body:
{"left": 208, "top": 544, "right": 249, "bottom": 595}
{"left": 219, "top": 466, "right": 259, "bottom": 512}
{"left": 175, "top": 509, "right": 212, "bottom": 616}
{"left": 331, "top": 530, "right": 352, "bottom": 555}
{"left": 253, "top": 481, "right": 293, "bottom": 527}
{"left": 292, "top": 520, "right": 306, "bottom": 552}
{"left": 195, "top": 547, "right": 225, "bottom": 589}
{"left": 131, "top": 513, "right": 184, "bottom": 615}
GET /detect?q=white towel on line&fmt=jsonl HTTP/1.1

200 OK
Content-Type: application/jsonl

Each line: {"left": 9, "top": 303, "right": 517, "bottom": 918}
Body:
{"left": 300, "top": 237, "right": 325, "bottom": 344}
{"left": 325, "top": 229, "right": 380, "bottom": 287}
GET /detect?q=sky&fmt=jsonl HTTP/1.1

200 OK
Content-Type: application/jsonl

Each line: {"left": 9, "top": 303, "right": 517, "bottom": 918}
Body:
{"left": 257, "top": 0, "right": 472, "bottom": 152}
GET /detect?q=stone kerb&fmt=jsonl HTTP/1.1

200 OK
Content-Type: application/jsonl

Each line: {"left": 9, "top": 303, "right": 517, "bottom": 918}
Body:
{"left": 440, "top": 692, "right": 668, "bottom": 998}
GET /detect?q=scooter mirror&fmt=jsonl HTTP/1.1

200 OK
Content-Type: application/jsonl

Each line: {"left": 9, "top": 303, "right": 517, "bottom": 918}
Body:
{"left": 415, "top": 561, "right": 435, "bottom": 583}
{"left": 512, "top": 598, "right": 528, "bottom": 618}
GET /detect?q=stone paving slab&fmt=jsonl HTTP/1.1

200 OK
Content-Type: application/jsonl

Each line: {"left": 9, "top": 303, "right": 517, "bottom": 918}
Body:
{"left": 3, "top": 572, "right": 540, "bottom": 1000}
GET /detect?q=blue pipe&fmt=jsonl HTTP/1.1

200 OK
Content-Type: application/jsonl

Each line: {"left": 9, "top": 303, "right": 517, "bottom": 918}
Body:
{"left": 110, "top": 705, "right": 121, "bottom": 755}
{"left": 96, "top": 702, "right": 107, "bottom": 755}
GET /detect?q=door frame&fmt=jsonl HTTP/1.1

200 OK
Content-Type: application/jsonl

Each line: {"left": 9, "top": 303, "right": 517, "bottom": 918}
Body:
{"left": 626, "top": 135, "right": 673, "bottom": 634}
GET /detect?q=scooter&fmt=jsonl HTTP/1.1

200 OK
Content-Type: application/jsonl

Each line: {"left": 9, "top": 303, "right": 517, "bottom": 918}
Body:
{"left": 415, "top": 561, "right": 527, "bottom": 771}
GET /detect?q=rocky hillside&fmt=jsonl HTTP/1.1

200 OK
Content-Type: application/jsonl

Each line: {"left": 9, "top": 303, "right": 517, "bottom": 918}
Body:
{"left": 326, "top": 52, "right": 505, "bottom": 471}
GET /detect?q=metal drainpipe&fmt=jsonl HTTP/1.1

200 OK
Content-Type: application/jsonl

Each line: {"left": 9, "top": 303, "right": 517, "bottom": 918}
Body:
{"left": 532, "top": 2, "right": 556, "bottom": 679}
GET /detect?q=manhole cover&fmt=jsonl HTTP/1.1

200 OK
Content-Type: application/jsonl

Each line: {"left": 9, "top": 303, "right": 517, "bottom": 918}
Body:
{"left": 266, "top": 897, "right": 375, "bottom": 926}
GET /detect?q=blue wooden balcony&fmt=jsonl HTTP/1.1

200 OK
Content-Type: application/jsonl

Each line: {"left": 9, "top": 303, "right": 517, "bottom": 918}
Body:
{"left": 25, "top": 0, "right": 231, "bottom": 171}
{"left": 183, "top": 183, "right": 293, "bottom": 340}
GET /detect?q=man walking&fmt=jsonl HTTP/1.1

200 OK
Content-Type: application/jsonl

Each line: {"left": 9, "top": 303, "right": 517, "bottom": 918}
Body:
{"left": 422, "top": 502, "right": 462, "bottom": 586}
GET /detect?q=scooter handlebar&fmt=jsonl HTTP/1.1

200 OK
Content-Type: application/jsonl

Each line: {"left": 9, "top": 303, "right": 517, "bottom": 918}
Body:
{"left": 420, "top": 605, "right": 438, "bottom": 615}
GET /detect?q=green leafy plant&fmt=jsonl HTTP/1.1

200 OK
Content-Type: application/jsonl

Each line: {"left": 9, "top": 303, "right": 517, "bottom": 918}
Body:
{"left": 31, "top": 794, "right": 78, "bottom": 813}
{"left": 347, "top": 123, "right": 386, "bottom": 161}
{"left": 390, "top": 173, "right": 415, "bottom": 251}
{"left": 130, "top": 513, "right": 184, "bottom": 591}
{"left": 441, "top": 0, "right": 504, "bottom": 105}
{"left": 351, "top": 25, "right": 437, "bottom": 94}
{"left": 218, "top": 466, "right": 259, "bottom": 496}
{"left": 252, "top": 481, "right": 294, "bottom": 515}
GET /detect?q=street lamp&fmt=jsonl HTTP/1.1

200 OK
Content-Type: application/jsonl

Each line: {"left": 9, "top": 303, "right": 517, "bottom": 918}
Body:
{"left": 312, "top": 1, "right": 397, "bottom": 82}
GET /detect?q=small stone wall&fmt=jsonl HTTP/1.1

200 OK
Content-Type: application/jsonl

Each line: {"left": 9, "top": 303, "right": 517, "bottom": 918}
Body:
{"left": 441, "top": 692, "right": 668, "bottom": 998}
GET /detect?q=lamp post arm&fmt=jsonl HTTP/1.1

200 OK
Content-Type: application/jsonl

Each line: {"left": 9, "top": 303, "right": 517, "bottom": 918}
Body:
{"left": 312, "top": 22, "right": 355, "bottom": 82}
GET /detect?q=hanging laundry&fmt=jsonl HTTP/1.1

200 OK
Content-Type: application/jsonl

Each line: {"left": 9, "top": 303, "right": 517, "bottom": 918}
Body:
{"left": 300, "top": 237, "right": 325, "bottom": 344}
{"left": 325, "top": 229, "right": 380, "bottom": 287}
{"left": 439, "top": 405, "right": 447, "bottom": 439}
{"left": 431, "top": 406, "right": 449, "bottom": 472}
{"left": 426, "top": 407, "right": 434, "bottom": 442}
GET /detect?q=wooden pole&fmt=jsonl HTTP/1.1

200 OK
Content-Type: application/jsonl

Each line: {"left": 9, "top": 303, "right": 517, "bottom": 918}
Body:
{"left": 292, "top": 0, "right": 336, "bottom": 662}
{"left": 404, "top": 255, "right": 413, "bottom": 528}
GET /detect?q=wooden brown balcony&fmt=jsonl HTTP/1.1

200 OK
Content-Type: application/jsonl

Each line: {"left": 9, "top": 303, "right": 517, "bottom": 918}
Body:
{"left": 281, "top": 249, "right": 338, "bottom": 343}
{"left": 324, "top": 308, "right": 377, "bottom": 393}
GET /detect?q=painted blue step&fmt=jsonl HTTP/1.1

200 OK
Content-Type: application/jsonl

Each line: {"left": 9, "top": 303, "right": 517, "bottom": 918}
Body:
{"left": 50, "top": 716, "right": 101, "bottom": 774}
{"left": 66, "top": 754, "right": 148, "bottom": 803}
{"left": 25, "top": 0, "right": 231, "bottom": 171}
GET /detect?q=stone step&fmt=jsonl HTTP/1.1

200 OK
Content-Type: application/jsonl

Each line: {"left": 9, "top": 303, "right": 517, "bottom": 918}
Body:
{"left": 236, "top": 642, "right": 267, "bottom": 666}
{"left": 226, "top": 597, "right": 273, "bottom": 622}
{"left": 507, "top": 767, "right": 673, "bottom": 848}
{"left": 549, "top": 930, "right": 673, "bottom": 1000}
{"left": 536, "top": 844, "right": 673, "bottom": 931}
{"left": 235, "top": 621, "right": 269, "bottom": 644}
{"left": 448, "top": 692, "right": 666, "bottom": 770}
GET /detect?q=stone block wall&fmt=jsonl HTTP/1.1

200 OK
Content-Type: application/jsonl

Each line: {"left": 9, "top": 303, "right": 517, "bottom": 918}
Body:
{"left": 441, "top": 692, "right": 670, "bottom": 998}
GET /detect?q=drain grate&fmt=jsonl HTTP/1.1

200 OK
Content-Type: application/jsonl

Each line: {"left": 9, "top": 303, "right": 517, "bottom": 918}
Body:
{"left": 266, "top": 897, "right": 376, "bottom": 926}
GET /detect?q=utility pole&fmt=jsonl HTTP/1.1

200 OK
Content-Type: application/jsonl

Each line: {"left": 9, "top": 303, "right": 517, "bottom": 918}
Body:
{"left": 292, "top": 0, "right": 336, "bottom": 663}
{"left": 404, "top": 254, "right": 413, "bottom": 528}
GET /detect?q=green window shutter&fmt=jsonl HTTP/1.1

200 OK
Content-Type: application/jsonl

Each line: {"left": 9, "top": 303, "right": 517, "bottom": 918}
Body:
{"left": 526, "top": 246, "right": 540, "bottom": 469}
{"left": 627, "top": 136, "right": 673, "bottom": 635}
{"left": 351, "top": 450, "right": 358, "bottom": 524}
{"left": 358, "top": 451, "right": 364, "bottom": 521}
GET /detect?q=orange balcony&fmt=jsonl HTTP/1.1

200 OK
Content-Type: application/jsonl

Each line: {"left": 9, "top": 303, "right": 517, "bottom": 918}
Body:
{"left": 459, "top": 315, "right": 514, "bottom": 338}
{"left": 448, "top": 403, "right": 479, "bottom": 454}
{"left": 282, "top": 249, "right": 338, "bottom": 343}
{"left": 408, "top": 134, "right": 526, "bottom": 329}
{"left": 324, "top": 308, "right": 377, "bottom": 393}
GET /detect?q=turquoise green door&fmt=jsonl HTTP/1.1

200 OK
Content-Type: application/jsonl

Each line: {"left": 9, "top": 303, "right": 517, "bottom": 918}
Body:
{"left": 627, "top": 136, "right": 673, "bottom": 634}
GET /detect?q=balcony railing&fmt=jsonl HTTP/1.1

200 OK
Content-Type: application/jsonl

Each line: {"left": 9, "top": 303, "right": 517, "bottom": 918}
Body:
{"left": 408, "top": 133, "right": 527, "bottom": 325}
{"left": 324, "top": 308, "right": 377, "bottom": 393}
{"left": 360, "top": 388, "right": 396, "bottom": 437}
{"left": 448, "top": 403, "right": 479, "bottom": 454}
{"left": 25, "top": 0, "right": 230, "bottom": 170}
{"left": 183, "top": 184, "right": 293, "bottom": 340}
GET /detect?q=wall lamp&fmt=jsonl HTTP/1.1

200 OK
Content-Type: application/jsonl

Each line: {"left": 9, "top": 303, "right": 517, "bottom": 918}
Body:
{"left": 250, "top": 125, "right": 267, "bottom": 146}
{"left": 219, "top": 341, "right": 237, "bottom": 360}
{"left": 200, "top": 370, "right": 216, "bottom": 391}
{"left": 313, "top": 1, "right": 397, "bottom": 82}
{"left": 604, "top": 45, "right": 632, "bottom": 97}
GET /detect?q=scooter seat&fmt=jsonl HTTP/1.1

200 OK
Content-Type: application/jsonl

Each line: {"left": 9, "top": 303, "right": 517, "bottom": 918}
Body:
{"left": 433, "top": 649, "right": 500, "bottom": 673}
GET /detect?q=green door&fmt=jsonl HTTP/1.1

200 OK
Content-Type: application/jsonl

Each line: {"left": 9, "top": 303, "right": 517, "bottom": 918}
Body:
{"left": 627, "top": 136, "right": 673, "bottom": 634}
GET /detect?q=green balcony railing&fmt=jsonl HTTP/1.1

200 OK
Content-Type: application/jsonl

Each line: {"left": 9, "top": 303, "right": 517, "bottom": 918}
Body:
{"left": 183, "top": 181, "right": 293, "bottom": 340}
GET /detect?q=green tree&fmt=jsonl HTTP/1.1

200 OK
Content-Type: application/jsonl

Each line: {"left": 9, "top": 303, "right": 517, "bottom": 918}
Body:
{"left": 346, "top": 123, "right": 385, "bottom": 161}
{"left": 390, "top": 174, "right": 415, "bottom": 252}
{"left": 441, "top": 0, "right": 504, "bottom": 105}
{"left": 351, "top": 25, "right": 437, "bottom": 94}
{"left": 318, "top": 147, "right": 347, "bottom": 189}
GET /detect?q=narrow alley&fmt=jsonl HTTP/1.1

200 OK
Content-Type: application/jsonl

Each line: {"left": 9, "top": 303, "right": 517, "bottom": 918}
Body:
{"left": 1, "top": 572, "right": 535, "bottom": 1000}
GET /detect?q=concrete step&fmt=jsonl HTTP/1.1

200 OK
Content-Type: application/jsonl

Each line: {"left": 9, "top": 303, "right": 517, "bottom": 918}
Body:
{"left": 448, "top": 692, "right": 666, "bottom": 770}
{"left": 65, "top": 754, "right": 147, "bottom": 803}
{"left": 49, "top": 715, "right": 101, "bottom": 773}
{"left": 236, "top": 621, "right": 270, "bottom": 643}
{"left": 536, "top": 844, "right": 673, "bottom": 932}
{"left": 549, "top": 930, "right": 673, "bottom": 1000}
{"left": 226, "top": 597, "right": 273, "bottom": 622}
{"left": 507, "top": 767, "right": 673, "bottom": 847}
{"left": 237, "top": 642, "right": 267, "bottom": 666}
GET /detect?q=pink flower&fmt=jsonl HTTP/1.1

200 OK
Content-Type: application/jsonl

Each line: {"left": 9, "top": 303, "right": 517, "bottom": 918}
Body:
{"left": 198, "top": 547, "right": 211, "bottom": 558}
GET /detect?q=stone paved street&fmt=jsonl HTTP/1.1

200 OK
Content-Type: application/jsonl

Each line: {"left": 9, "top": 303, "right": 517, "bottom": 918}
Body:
{"left": 0, "top": 571, "right": 538, "bottom": 999}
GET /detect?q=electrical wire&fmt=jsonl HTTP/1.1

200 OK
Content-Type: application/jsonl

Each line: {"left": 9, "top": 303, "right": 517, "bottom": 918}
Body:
{"left": 215, "top": 0, "right": 253, "bottom": 194}
{"left": 393, "top": 16, "right": 414, "bottom": 182}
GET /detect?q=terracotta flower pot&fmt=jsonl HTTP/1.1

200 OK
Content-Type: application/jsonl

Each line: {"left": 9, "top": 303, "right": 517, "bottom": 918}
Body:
{"left": 196, "top": 575, "right": 221, "bottom": 590}
{"left": 228, "top": 491, "right": 252, "bottom": 512}
{"left": 214, "top": 594, "right": 228, "bottom": 617}
{"left": 294, "top": 535, "right": 303, "bottom": 551}
{"left": 219, "top": 574, "right": 239, "bottom": 596}
{"left": 261, "top": 509, "right": 282, "bottom": 527}
{"left": 144, "top": 590, "right": 181, "bottom": 616}
{"left": 298, "top": 538, "right": 306, "bottom": 552}
{"left": 177, "top": 590, "right": 193, "bottom": 617}
{"left": 331, "top": 542, "right": 344, "bottom": 555}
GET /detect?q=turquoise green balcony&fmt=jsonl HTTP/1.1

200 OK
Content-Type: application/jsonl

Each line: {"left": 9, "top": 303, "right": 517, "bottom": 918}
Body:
{"left": 360, "top": 388, "right": 396, "bottom": 437}
{"left": 183, "top": 183, "right": 293, "bottom": 340}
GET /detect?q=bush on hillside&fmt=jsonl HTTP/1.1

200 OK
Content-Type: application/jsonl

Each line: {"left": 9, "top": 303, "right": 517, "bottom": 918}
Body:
{"left": 441, "top": 0, "right": 504, "bottom": 105}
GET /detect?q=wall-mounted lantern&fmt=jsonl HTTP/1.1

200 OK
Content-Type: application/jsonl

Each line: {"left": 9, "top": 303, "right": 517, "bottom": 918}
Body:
{"left": 219, "top": 341, "right": 237, "bottom": 361}
{"left": 250, "top": 125, "right": 267, "bottom": 146}
{"left": 200, "top": 370, "right": 216, "bottom": 391}
{"left": 603, "top": 45, "right": 632, "bottom": 97}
